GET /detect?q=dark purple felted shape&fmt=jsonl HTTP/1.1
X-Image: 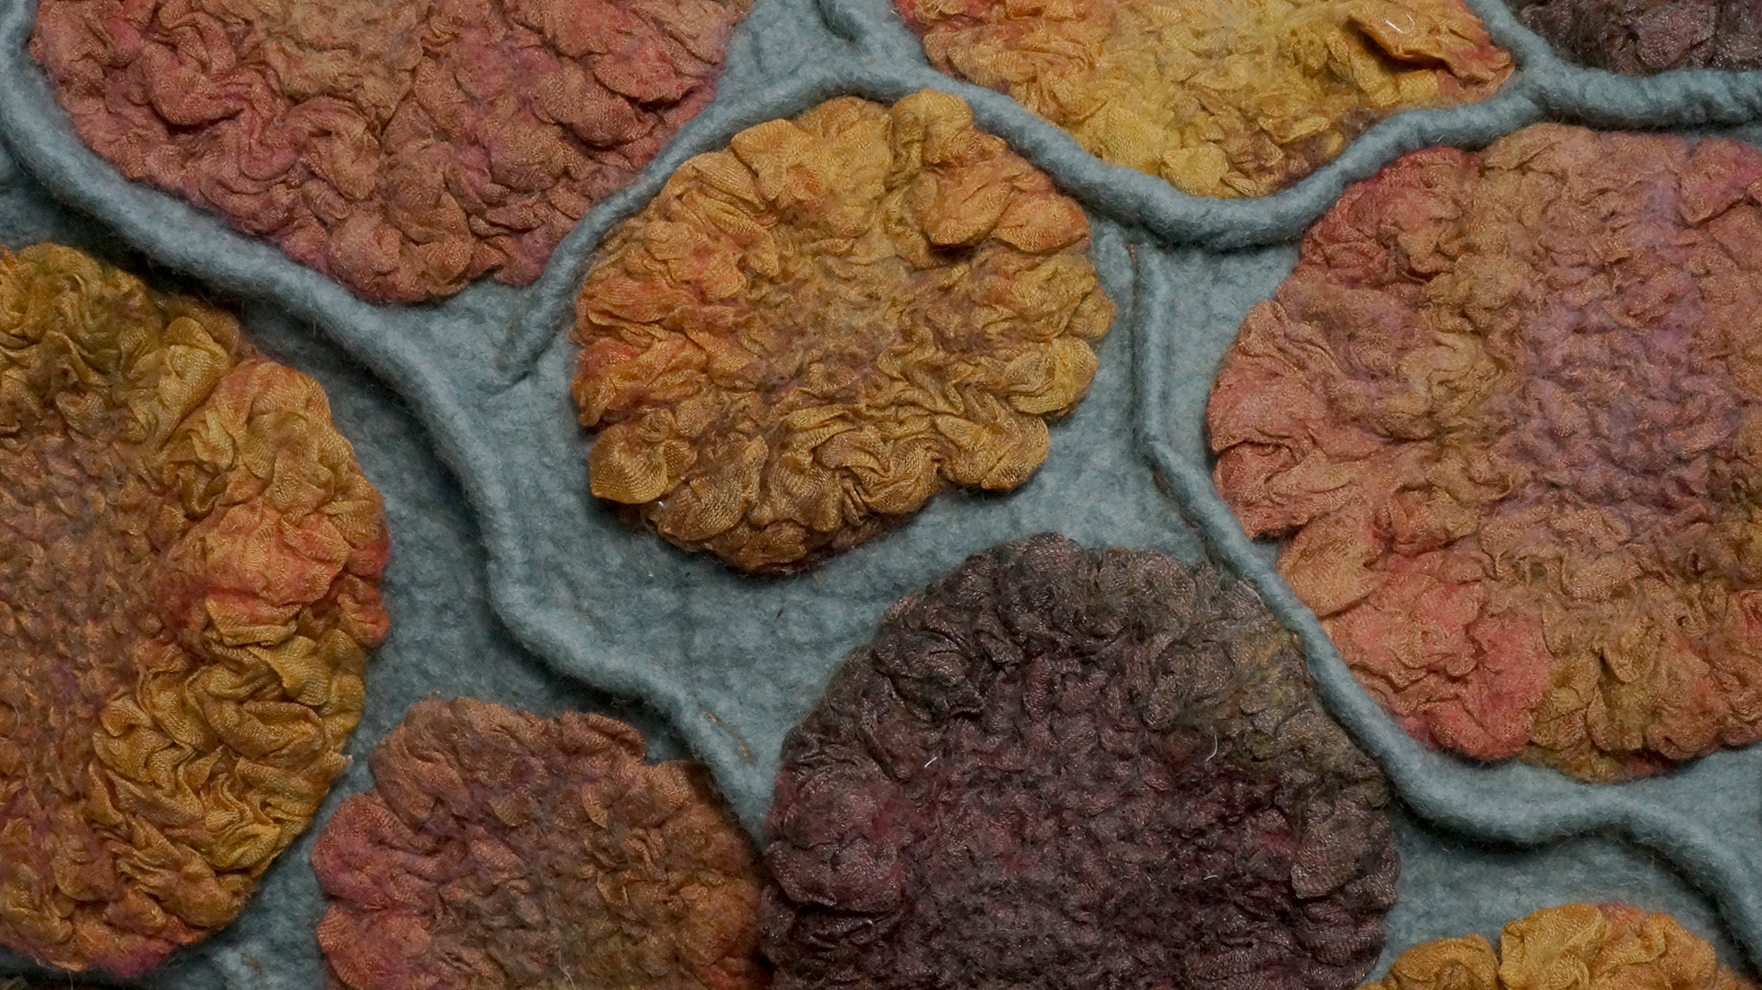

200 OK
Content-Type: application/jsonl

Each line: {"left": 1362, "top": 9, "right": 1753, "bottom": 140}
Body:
{"left": 760, "top": 533, "right": 1398, "bottom": 990}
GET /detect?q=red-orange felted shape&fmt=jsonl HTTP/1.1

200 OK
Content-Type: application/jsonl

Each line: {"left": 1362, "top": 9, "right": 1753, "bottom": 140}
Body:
{"left": 1209, "top": 124, "right": 1762, "bottom": 781}
{"left": 573, "top": 91, "right": 1114, "bottom": 572}
{"left": 30, "top": 0, "right": 753, "bottom": 303}
{"left": 895, "top": 0, "right": 1511, "bottom": 198}
{"left": 312, "top": 698, "right": 770, "bottom": 990}
{"left": 1363, "top": 903, "right": 1752, "bottom": 990}
{"left": 0, "top": 244, "right": 389, "bottom": 975}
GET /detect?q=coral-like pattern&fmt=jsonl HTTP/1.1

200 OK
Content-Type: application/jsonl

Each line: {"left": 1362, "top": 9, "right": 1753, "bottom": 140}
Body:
{"left": 895, "top": 0, "right": 1510, "bottom": 198}
{"left": 1209, "top": 125, "right": 1762, "bottom": 781}
{"left": 1363, "top": 903, "right": 1752, "bottom": 990}
{"left": 1519, "top": 0, "right": 1762, "bottom": 74}
{"left": 762, "top": 533, "right": 1398, "bottom": 990}
{"left": 0, "top": 244, "right": 389, "bottom": 975}
{"left": 31, "top": 0, "right": 752, "bottom": 303}
{"left": 312, "top": 698, "right": 770, "bottom": 990}
{"left": 573, "top": 92, "right": 1114, "bottom": 572}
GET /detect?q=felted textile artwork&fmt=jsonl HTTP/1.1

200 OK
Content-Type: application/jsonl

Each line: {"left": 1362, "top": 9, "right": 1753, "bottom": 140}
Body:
{"left": 1208, "top": 124, "right": 1762, "bottom": 782}
{"left": 892, "top": 0, "right": 1511, "bottom": 198}
{"left": 762, "top": 533, "right": 1398, "bottom": 990}
{"left": 571, "top": 91, "right": 1113, "bottom": 573}
{"left": 312, "top": 698, "right": 770, "bottom": 990}
{"left": 1362, "top": 903, "right": 1754, "bottom": 990}
{"left": 1517, "top": 0, "right": 1762, "bottom": 75}
{"left": 0, "top": 243, "right": 389, "bottom": 976}
{"left": 29, "top": 0, "right": 753, "bottom": 303}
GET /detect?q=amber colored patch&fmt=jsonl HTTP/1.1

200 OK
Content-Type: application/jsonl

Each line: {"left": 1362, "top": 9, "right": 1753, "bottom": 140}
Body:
{"left": 896, "top": 0, "right": 1510, "bottom": 198}
{"left": 30, "top": 0, "right": 753, "bottom": 303}
{"left": 572, "top": 91, "right": 1114, "bottom": 572}
{"left": 1364, "top": 903, "right": 1751, "bottom": 990}
{"left": 0, "top": 244, "right": 389, "bottom": 975}
{"left": 1209, "top": 124, "right": 1762, "bottom": 781}
{"left": 312, "top": 698, "right": 770, "bottom": 990}
{"left": 1519, "top": 0, "right": 1762, "bottom": 74}
{"left": 762, "top": 534, "right": 1398, "bottom": 990}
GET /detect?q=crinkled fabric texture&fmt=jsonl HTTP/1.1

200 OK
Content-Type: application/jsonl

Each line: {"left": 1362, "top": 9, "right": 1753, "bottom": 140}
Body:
{"left": 1208, "top": 124, "right": 1762, "bottom": 782}
{"left": 1517, "top": 0, "right": 1762, "bottom": 74}
{"left": 761, "top": 533, "right": 1398, "bottom": 990}
{"left": 572, "top": 92, "right": 1114, "bottom": 573}
{"left": 894, "top": 0, "right": 1510, "bottom": 198}
{"left": 30, "top": 0, "right": 752, "bottom": 303}
{"left": 1364, "top": 903, "right": 1754, "bottom": 990}
{"left": 0, "top": 244, "right": 389, "bottom": 976}
{"left": 312, "top": 698, "right": 769, "bottom": 990}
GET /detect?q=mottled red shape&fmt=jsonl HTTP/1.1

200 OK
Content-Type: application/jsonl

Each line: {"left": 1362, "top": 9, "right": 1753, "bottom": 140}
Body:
{"left": 1209, "top": 124, "right": 1762, "bottom": 781}
{"left": 30, "top": 0, "right": 753, "bottom": 303}
{"left": 763, "top": 534, "right": 1398, "bottom": 990}
{"left": 313, "top": 698, "right": 770, "bottom": 990}
{"left": 1519, "top": 0, "right": 1762, "bottom": 74}
{"left": 0, "top": 244, "right": 389, "bottom": 975}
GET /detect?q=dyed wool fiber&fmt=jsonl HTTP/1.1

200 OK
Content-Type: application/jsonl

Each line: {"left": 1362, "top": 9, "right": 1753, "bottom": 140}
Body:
{"left": 31, "top": 0, "right": 752, "bottom": 303}
{"left": 1208, "top": 125, "right": 1762, "bottom": 781}
{"left": 312, "top": 698, "right": 770, "bottom": 990}
{"left": 1518, "top": 0, "right": 1762, "bottom": 74}
{"left": 572, "top": 92, "right": 1114, "bottom": 572}
{"left": 0, "top": 244, "right": 389, "bottom": 975}
{"left": 894, "top": 0, "right": 1510, "bottom": 198}
{"left": 1364, "top": 903, "right": 1752, "bottom": 990}
{"left": 762, "top": 533, "right": 1398, "bottom": 990}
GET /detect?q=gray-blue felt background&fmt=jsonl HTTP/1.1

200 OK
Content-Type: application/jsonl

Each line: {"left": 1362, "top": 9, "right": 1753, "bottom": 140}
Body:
{"left": 1, "top": 0, "right": 1761, "bottom": 984}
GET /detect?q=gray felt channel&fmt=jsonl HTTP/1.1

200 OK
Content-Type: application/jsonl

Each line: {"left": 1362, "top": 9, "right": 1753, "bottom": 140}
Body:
{"left": 0, "top": 0, "right": 1758, "bottom": 984}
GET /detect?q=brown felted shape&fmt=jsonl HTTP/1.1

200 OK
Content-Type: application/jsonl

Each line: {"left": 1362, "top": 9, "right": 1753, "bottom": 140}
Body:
{"left": 1518, "top": 0, "right": 1762, "bottom": 74}
{"left": 312, "top": 697, "right": 770, "bottom": 990}
{"left": 30, "top": 0, "right": 752, "bottom": 303}
{"left": 1208, "top": 124, "right": 1762, "bottom": 781}
{"left": 1364, "top": 903, "right": 1752, "bottom": 990}
{"left": 895, "top": 0, "right": 1511, "bottom": 198}
{"left": 0, "top": 243, "right": 389, "bottom": 976}
{"left": 762, "top": 533, "right": 1398, "bottom": 990}
{"left": 572, "top": 91, "right": 1114, "bottom": 572}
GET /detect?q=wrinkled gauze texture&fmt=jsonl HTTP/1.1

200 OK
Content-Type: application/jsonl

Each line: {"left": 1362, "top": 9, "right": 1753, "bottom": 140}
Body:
{"left": 312, "top": 698, "right": 770, "bottom": 990}
{"left": 1208, "top": 125, "right": 1762, "bottom": 782}
{"left": 762, "top": 533, "right": 1398, "bottom": 990}
{"left": 0, "top": 244, "right": 390, "bottom": 976}
{"left": 31, "top": 0, "right": 752, "bottom": 303}
{"left": 573, "top": 92, "right": 1114, "bottom": 573}
{"left": 895, "top": 0, "right": 1510, "bottom": 198}
{"left": 1518, "top": 0, "right": 1762, "bottom": 74}
{"left": 1363, "top": 903, "right": 1754, "bottom": 990}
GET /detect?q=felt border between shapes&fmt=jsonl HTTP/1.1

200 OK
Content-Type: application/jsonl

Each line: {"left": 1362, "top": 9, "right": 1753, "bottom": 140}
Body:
{"left": 2, "top": 0, "right": 1762, "bottom": 966}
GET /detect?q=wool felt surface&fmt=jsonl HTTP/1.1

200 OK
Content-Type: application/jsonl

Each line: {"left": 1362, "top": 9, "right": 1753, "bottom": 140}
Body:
{"left": 0, "top": 0, "right": 1759, "bottom": 985}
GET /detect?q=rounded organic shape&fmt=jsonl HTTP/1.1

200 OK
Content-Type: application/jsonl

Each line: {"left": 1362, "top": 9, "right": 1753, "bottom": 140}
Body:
{"left": 31, "top": 0, "right": 753, "bottom": 303}
{"left": 1208, "top": 125, "right": 1762, "bottom": 781}
{"left": 0, "top": 244, "right": 390, "bottom": 975}
{"left": 1518, "top": 0, "right": 1762, "bottom": 74}
{"left": 1364, "top": 903, "right": 1752, "bottom": 990}
{"left": 762, "top": 533, "right": 1398, "bottom": 990}
{"left": 895, "top": 0, "right": 1510, "bottom": 198}
{"left": 572, "top": 92, "right": 1114, "bottom": 572}
{"left": 312, "top": 698, "right": 770, "bottom": 990}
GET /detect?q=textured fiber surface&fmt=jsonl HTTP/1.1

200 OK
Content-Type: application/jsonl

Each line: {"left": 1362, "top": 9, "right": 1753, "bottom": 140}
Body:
{"left": 313, "top": 698, "right": 767, "bottom": 990}
{"left": 0, "top": 0, "right": 1761, "bottom": 985}
{"left": 1365, "top": 903, "right": 1753, "bottom": 990}
{"left": 1210, "top": 124, "right": 1762, "bottom": 782}
{"left": 0, "top": 244, "right": 388, "bottom": 976}
{"left": 1518, "top": 0, "right": 1762, "bottom": 75}
{"left": 575, "top": 91, "right": 1110, "bottom": 570}
{"left": 763, "top": 534, "right": 1397, "bottom": 990}
{"left": 895, "top": 0, "right": 1511, "bottom": 197}
{"left": 32, "top": 0, "right": 752, "bottom": 302}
